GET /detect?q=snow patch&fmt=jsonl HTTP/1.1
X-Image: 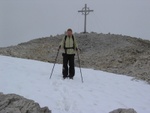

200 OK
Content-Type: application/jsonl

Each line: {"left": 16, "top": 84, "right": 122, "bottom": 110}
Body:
{"left": 0, "top": 55, "right": 150, "bottom": 113}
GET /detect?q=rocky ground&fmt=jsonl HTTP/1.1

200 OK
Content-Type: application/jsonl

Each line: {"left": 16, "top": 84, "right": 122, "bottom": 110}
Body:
{"left": 0, "top": 32, "right": 150, "bottom": 83}
{"left": 0, "top": 93, "right": 137, "bottom": 113}
{"left": 0, "top": 93, "right": 51, "bottom": 113}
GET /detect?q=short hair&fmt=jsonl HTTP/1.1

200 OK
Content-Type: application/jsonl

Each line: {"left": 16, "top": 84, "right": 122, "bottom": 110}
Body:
{"left": 67, "top": 28, "right": 72, "bottom": 32}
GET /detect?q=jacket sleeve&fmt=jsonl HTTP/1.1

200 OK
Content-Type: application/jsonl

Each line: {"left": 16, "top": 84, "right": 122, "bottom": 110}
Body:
{"left": 74, "top": 37, "right": 78, "bottom": 49}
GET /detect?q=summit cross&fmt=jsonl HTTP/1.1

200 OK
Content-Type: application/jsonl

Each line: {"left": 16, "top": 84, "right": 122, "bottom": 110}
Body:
{"left": 78, "top": 4, "right": 94, "bottom": 33}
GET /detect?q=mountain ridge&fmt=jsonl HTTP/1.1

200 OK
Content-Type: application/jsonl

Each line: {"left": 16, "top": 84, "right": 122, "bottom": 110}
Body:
{"left": 0, "top": 32, "right": 150, "bottom": 83}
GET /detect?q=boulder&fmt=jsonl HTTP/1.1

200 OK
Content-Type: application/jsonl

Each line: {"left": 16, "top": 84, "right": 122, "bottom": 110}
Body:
{"left": 0, "top": 93, "right": 51, "bottom": 113}
{"left": 109, "top": 108, "right": 137, "bottom": 113}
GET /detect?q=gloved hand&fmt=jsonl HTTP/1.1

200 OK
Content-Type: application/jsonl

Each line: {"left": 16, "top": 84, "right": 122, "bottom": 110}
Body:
{"left": 76, "top": 48, "right": 81, "bottom": 51}
{"left": 58, "top": 45, "right": 61, "bottom": 51}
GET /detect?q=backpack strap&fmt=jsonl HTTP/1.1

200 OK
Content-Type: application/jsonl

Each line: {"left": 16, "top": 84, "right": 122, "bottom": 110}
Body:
{"left": 64, "top": 35, "right": 67, "bottom": 54}
{"left": 72, "top": 35, "right": 75, "bottom": 49}
{"left": 64, "top": 35, "right": 75, "bottom": 54}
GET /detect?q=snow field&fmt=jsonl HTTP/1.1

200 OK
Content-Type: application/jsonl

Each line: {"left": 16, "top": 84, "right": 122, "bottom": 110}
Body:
{"left": 0, "top": 55, "right": 150, "bottom": 113}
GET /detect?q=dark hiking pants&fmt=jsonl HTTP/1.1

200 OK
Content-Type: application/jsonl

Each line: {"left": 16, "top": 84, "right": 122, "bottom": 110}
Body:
{"left": 62, "top": 53, "right": 75, "bottom": 78}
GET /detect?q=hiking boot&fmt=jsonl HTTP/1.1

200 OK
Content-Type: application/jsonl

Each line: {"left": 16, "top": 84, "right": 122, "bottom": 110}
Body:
{"left": 69, "top": 76, "right": 73, "bottom": 80}
{"left": 63, "top": 76, "right": 68, "bottom": 79}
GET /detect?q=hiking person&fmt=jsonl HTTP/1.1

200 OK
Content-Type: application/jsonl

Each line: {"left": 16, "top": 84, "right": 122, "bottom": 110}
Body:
{"left": 59, "top": 28, "right": 78, "bottom": 79}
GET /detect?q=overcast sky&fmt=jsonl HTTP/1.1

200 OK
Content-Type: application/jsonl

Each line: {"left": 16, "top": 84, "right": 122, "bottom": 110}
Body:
{"left": 0, "top": 0, "right": 150, "bottom": 47}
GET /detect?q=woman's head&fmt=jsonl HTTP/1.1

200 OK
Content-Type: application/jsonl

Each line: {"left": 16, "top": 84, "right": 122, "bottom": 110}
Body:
{"left": 67, "top": 28, "right": 73, "bottom": 36}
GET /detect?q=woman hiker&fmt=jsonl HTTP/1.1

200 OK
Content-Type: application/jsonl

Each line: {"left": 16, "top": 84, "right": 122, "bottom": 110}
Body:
{"left": 59, "top": 28, "right": 78, "bottom": 79}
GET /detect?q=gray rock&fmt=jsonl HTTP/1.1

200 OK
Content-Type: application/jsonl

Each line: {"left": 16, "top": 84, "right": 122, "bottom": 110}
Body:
{"left": 0, "top": 93, "right": 51, "bottom": 113}
{"left": 109, "top": 108, "right": 137, "bottom": 113}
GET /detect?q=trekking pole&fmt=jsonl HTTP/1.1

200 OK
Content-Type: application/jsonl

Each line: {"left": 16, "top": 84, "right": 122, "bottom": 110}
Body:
{"left": 49, "top": 48, "right": 60, "bottom": 79}
{"left": 77, "top": 49, "right": 84, "bottom": 83}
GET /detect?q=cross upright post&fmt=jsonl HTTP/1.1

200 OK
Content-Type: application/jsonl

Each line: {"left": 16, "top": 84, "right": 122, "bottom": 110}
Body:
{"left": 78, "top": 4, "right": 94, "bottom": 33}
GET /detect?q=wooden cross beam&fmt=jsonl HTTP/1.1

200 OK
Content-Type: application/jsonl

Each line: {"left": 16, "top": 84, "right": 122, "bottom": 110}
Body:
{"left": 78, "top": 4, "right": 94, "bottom": 33}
